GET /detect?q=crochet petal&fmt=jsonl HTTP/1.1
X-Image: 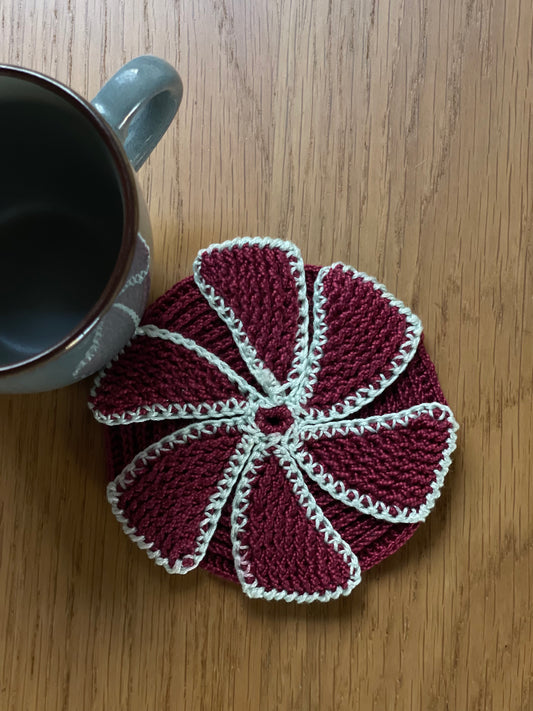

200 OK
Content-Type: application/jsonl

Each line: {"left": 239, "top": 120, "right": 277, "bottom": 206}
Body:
{"left": 107, "top": 420, "right": 255, "bottom": 572}
{"left": 297, "top": 404, "right": 458, "bottom": 524}
{"left": 89, "top": 325, "right": 259, "bottom": 425}
{"left": 231, "top": 447, "right": 361, "bottom": 602}
{"left": 298, "top": 264, "right": 422, "bottom": 418}
{"left": 141, "top": 275, "right": 257, "bottom": 388}
{"left": 193, "top": 238, "right": 309, "bottom": 398}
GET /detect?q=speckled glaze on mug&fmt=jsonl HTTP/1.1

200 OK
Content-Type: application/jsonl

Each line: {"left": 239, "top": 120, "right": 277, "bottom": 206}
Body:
{"left": 0, "top": 56, "right": 182, "bottom": 393}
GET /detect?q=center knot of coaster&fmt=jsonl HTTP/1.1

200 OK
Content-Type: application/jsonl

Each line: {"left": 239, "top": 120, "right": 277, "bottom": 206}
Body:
{"left": 254, "top": 405, "right": 294, "bottom": 435}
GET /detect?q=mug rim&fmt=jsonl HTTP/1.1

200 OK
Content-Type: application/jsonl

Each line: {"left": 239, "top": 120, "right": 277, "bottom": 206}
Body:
{"left": 0, "top": 63, "right": 139, "bottom": 376}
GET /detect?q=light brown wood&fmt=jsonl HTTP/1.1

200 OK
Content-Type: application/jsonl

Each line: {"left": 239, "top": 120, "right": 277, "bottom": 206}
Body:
{"left": 1, "top": 0, "right": 532, "bottom": 709}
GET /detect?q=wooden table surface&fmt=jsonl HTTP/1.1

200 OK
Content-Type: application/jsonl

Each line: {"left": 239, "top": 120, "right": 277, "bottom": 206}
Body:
{"left": 1, "top": 0, "right": 532, "bottom": 709}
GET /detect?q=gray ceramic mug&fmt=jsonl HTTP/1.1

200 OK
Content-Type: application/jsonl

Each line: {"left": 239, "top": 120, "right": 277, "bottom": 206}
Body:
{"left": 0, "top": 56, "right": 182, "bottom": 393}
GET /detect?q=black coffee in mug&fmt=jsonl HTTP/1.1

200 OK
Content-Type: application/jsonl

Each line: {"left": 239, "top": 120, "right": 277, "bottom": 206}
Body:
{"left": 0, "top": 81, "right": 124, "bottom": 366}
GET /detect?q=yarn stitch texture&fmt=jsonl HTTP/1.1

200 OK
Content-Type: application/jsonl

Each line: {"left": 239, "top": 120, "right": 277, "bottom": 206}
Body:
{"left": 89, "top": 237, "right": 459, "bottom": 603}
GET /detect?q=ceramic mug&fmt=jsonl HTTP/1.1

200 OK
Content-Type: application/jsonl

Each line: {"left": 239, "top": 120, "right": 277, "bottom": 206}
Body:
{"left": 0, "top": 56, "right": 182, "bottom": 393}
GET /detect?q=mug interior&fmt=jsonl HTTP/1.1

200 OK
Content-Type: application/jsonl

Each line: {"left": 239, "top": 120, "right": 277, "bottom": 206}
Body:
{"left": 0, "top": 71, "right": 134, "bottom": 369}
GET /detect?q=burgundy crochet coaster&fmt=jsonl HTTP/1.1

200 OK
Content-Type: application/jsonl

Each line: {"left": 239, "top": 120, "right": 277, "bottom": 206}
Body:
{"left": 89, "top": 237, "right": 458, "bottom": 603}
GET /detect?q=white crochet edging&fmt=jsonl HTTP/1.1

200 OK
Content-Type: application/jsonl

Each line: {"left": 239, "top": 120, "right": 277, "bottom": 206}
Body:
{"left": 295, "top": 403, "right": 459, "bottom": 524}
{"left": 231, "top": 445, "right": 361, "bottom": 603}
{"left": 193, "top": 237, "right": 309, "bottom": 402}
{"left": 89, "top": 324, "right": 262, "bottom": 425}
{"left": 107, "top": 418, "right": 254, "bottom": 574}
{"left": 295, "top": 264, "right": 423, "bottom": 418}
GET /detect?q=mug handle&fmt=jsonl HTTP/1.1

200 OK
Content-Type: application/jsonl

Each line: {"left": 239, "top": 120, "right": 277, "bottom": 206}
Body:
{"left": 92, "top": 56, "right": 183, "bottom": 171}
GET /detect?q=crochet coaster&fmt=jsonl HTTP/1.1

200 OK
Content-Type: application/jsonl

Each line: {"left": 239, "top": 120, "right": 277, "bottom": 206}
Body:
{"left": 89, "top": 237, "right": 458, "bottom": 603}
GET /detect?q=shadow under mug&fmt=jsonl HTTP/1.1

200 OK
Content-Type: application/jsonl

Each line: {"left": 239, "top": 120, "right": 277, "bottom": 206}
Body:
{"left": 0, "top": 56, "right": 182, "bottom": 393}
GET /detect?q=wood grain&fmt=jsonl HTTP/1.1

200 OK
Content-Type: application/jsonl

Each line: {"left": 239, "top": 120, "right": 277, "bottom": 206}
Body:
{"left": 1, "top": 0, "right": 532, "bottom": 709}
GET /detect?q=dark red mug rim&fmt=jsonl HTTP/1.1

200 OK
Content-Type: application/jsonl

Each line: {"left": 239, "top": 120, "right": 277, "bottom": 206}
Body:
{"left": 0, "top": 64, "right": 139, "bottom": 376}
